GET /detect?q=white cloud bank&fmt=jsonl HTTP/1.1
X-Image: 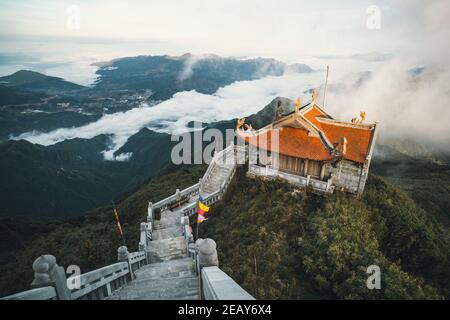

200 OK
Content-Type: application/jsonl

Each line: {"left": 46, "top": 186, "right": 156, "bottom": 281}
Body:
{"left": 13, "top": 70, "right": 328, "bottom": 158}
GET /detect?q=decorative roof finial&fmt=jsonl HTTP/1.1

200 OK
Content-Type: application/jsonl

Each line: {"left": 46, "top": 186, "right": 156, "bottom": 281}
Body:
{"left": 311, "top": 89, "right": 318, "bottom": 105}
{"left": 275, "top": 100, "right": 283, "bottom": 120}
{"left": 359, "top": 111, "right": 366, "bottom": 123}
{"left": 236, "top": 118, "right": 245, "bottom": 130}
{"left": 295, "top": 97, "right": 301, "bottom": 113}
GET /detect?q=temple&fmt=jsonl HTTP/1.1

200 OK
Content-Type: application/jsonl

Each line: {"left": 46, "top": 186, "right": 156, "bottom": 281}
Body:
{"left": 236, "top": 91, "right": 378, "bottom": 195}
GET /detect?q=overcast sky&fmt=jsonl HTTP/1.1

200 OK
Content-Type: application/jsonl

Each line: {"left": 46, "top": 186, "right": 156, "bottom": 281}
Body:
{"left": 1, "top": 0, "right": 444, "bottom": 62}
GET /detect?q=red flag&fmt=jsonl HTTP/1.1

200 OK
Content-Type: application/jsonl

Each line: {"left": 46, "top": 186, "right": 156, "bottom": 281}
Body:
{"left": 114, "top": 208, "right": 123, "bottom": 236}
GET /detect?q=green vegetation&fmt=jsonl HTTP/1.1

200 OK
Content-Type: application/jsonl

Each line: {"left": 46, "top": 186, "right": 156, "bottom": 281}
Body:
{"left": 372, "top": 145, "right": 450, "bottom": 226}
{"left": 0, "top": 165, "right": 205, "bottom": 297}
{"left": 1, "top": 149, "right": 449, "bottom": 300}
{"left": 200, "top": 168, "right": 449, "bottom": 299}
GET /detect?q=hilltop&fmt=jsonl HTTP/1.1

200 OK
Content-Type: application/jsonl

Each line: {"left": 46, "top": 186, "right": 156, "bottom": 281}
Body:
{"left": 0, "top": 70, "right": 85, "bottom": 94}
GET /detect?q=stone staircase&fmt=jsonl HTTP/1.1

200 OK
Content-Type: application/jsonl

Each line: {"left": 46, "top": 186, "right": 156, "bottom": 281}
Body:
{"left": 107, "top": 204, "right": 200, "bottom": 300}
{"left": 201, "top": 163, "right": 235, "bottom": 196}
{"left": 107, "top": 257, "right": 199, "bottom": 300}
{"left": 107, "top": 146, "right": 241, "bottom": 300}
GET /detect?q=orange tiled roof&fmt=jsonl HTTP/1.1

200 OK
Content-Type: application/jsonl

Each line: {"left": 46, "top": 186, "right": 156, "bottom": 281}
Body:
{"left": 319, "top": 120, "right": 373, "bottom": 163}
{"left": 239, "top": 104, "right": 376, "bottom": 164}
{"left": 302, "top": 105, "right": 328, "bottom": 130}
{"left": 242, "top": 127, "right": 333, "bottom": 161}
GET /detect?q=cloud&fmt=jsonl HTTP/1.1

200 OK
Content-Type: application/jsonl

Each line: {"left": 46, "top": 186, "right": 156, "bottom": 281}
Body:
{"left": 324, "top": 61, "right": 450, "bottom": 146}
{"left": 103, "top": 151, "right": 133, "bottom": 162}
{"left": 321, "top": 0, "right": 450, "bottom": 147}
{"left": 177, "top": 54, "right": 201, "bottom": 81}
{"left": 13, "top": 70, "right": 328, "bottom": 158}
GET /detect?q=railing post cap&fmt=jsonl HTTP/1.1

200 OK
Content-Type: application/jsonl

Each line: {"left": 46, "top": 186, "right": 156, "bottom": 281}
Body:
{"left": 31, "top": 254, "right": 58, "bottom": 287}
{"left": 117, "top": 246, "right": 129, "bottom": 261}
{"left": 118, "top": 245, "right": 128, "bottom": 253}
{"left": 32, "top": 254, "right": 56, "bottom": 274}
{"left": 196, "top": 238, "right": 219, "bottom": 267}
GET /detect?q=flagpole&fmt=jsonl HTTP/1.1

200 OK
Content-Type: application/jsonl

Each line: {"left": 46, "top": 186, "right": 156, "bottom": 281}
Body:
{"left": 111, "top": 200, "right": 126, "bottom": 246}
{"left": 322, "top": 65, "right": 329, "bottom": 107}
{"left": 196, "top": 219, "right": 199, "bottom": 241}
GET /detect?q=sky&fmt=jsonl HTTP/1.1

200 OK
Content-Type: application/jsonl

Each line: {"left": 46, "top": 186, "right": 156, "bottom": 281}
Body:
{"left": 0, "top": 0, "right": 437, "bottom": 83}
{"left": 2, "top": 0, "right": 450, "bottom": 158}
{"left": 1, "top": 0, "right": 389, "bottom": 56}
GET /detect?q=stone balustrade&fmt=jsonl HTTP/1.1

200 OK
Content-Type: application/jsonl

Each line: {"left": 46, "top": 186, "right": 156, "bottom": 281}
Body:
{"left": 202, "top": 267, "right": 255, "bottom": 300}
{"left": 248, "top": 164, "right": 334, "bottom": 193}
{"left": 148, "top": 182, "right": 201, "bottom": 220}
{"left": 1, "top": 245, "right": 148, "bottom": 300}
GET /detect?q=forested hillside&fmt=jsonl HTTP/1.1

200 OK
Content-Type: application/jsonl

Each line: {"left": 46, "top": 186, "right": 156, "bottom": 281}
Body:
{"left": 200, "top": 168, "right": 450, "bottom": 299}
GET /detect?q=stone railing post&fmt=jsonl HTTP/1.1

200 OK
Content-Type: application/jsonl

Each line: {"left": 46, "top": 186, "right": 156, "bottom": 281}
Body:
{"left": 139, "top": 223, "right": 148, "bottom": 259}
{"left": 182, "top": 216, "right": 193, "bottom": 244}
{"left": 306, "top": 175, "right": 311, "bottom": 186}
{"left": 148, "top": 202, "right": 153, "bottom": 222}
{"left": 31, "top": 254, "right": 71, "bottom": 300}
{"left": 117, "top": 246, "right": 134, "bottom": 280}
{"left": 326, "top": 178, "right": 332, "bottom": 191}
{"left": 199, "top": 178, "right": 203, "bottom": 194}
{"left": 196, "top": 238, "right": 219, "bottom": 268}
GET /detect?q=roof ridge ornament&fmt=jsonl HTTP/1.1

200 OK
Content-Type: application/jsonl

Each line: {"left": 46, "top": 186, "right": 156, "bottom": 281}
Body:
{"left": 351, "top": 111, "right": 367, "bottom": 124}
{"left": 311, "top": 89, "right": 318, "bottom": 105}
{"left": 295, "top": 97, "right": 301, "bottom": 113}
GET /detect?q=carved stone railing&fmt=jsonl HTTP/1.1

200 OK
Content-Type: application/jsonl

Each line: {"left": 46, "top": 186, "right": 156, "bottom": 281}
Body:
{"left": 248, "top": 164, "right": 334, "bottom": 193}
{"left": 148, "top": 182, "right": 201, "bottom": 220}
{"left": 188, "top": 238, "right": 254, "bottom": 300}
{"left": 181, "top": 145, "right": 242, "bottom": 216}
{"left": 181, "top": 189, "right": 222, "bottom": 217}
{"left": 1, "top": 246, "right": 148, "bottom": 300}
{"left": 0, "top": 286, "right": 57, "bottom": 300}
{"left": 202, "top": 267, "right": 255, "bottom": 300}
{"left": 69, "top": 261, "right": 130, "bottom": 300}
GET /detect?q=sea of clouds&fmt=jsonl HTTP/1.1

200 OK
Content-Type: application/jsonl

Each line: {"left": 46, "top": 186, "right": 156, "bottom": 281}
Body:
{"left": 14, "top": 70, "right": 328, "bottom": 160}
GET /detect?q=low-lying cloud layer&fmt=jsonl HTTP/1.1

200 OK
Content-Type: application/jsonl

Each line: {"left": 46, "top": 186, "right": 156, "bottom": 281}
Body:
{"left": 325, "top": 62, "right": 450, "bottom": 147}
{"left": 14, "top": 71, "right": 327, "bottom": 158}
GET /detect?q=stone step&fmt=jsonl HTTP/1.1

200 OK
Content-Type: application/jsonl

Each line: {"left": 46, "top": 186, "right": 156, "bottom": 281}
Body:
{"left": 107, "top": 275, "right": 199, "bottom": 300}
{"left": 134, "top": 258, "right": 195, "bottom": 280}
{"left": 126, "top": 274, "right": 198, "bottom": 290}
{"left": 152, "top": 225, "right": 183, "bottom": 240}
{"left": 153, "top": 212, "right": 183, "bottom": 230}
{"left": 147, "top": 236, "right": 187, "bottom": 262}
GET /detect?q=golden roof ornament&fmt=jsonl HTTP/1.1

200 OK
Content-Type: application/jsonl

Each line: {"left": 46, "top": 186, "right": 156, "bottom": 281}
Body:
{"left": 295, "top": 97, "right": 301, "bottom": 113}
{"left": 311, "top": 89, "right": 318, "bottom": 105}
{"left": 359, "top": 111, "right": 366, "bottom": 123}
{"left": 351, "top": 111, "right": 367, "bottom": 124}
{"left": 236, "top": 118, "right": 245, "bottom": 130}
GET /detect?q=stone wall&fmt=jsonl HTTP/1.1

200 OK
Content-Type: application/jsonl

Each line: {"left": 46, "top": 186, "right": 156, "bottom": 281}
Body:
{"left": 324, "top": 160, "right": 365, "bottom": 194}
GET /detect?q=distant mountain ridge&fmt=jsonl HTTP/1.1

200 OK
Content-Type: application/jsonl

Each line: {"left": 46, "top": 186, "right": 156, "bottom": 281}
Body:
{"left": 93, "top": 54, "right": 312, "bottom": 99}
{"left": 0, "top": 70, "right": 85, "bottom": 94}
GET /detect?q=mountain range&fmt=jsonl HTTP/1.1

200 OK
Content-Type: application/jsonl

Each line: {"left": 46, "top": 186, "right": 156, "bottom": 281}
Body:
{"left": 93, "top": 53, "right": 312, "bottom": 99}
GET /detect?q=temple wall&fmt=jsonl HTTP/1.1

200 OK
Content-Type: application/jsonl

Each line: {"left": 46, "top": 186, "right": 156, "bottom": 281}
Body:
{"left": 324, "top": 160, "right": 366, "bottom": 194}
